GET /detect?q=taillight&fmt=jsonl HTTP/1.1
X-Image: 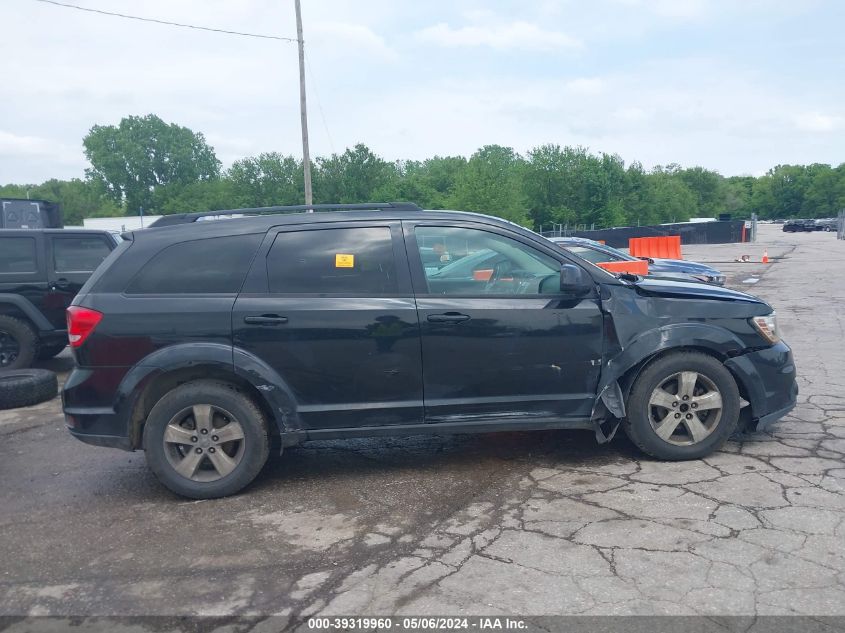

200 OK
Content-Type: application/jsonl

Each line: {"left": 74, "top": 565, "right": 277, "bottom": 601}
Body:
{"left": 66, "top": 306, "right": 103, "bottom": 348}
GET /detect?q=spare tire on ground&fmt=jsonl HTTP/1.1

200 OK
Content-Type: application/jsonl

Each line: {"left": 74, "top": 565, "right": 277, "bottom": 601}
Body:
{"left": 0, "top": 369, "right": 59, "bottom": 410}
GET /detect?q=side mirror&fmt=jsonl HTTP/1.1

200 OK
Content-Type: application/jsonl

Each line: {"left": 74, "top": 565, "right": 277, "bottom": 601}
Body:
{"left": 560, "top": 264, "right": 593, "bottom": 295}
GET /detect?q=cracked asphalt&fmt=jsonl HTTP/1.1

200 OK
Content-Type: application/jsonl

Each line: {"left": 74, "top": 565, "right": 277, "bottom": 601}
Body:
{"left": 1, "top": 224, "right": 843, "bottom": 618}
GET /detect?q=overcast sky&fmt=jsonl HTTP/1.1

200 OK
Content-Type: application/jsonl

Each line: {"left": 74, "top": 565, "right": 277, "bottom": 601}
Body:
{"left": 1, "top": 0, "right": 843, "bottom": 183}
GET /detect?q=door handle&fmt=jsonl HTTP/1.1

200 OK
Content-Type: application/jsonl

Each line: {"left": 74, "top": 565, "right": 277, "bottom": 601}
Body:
{"left": 244, "top": 315, "right": 288, "bottom": 325}
{"left": 51, "top": 278, "right": 70, "bottom": 290}
{"left": 427, "top": 312, "right": 471, "bottom": 323}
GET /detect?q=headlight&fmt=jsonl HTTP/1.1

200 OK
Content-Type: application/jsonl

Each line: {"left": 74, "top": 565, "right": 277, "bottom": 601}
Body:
{"left": 692, "top": 274, "right": 725, "bottom": 285}
{"left": 751, "top": 312, "right": 779, "bottom": 344}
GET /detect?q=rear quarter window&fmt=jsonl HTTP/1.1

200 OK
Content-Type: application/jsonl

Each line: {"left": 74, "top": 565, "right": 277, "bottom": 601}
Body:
{"left": 52, "top": 236, "right": 112, "bottom": 272}
{"left": 0, "top": 237, "right": 37, "bottom": 273}
{"left": 126, "top": 234, "right": 262, "bottom": 294}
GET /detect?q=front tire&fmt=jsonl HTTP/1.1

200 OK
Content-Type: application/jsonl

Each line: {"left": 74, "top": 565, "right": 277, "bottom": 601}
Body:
{"left": 143, "top": 380, "right": 270, "bottom": 499}
{"left": 623, "top": 352, "right": 740, "bottom": 460}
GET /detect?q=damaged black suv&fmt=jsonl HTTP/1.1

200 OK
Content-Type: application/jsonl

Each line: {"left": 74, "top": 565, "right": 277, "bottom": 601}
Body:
{"left": 63, "top": 203, "right": 797, "bottom": 498}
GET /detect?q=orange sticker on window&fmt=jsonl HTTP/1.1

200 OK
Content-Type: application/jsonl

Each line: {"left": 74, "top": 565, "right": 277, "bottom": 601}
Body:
{"left": 335, "top": 253, "right": 354, "bottom": 268}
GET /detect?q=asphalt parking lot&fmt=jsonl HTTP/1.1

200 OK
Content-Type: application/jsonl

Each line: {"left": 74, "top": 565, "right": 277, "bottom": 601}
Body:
{"left": 1, "top": 224, "right": 843, "bottom": 618}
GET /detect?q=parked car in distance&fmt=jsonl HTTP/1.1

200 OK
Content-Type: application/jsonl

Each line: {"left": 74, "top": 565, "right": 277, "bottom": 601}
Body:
{"left": 0, "top": 229, "right": 119, "bottom": 369}
{"left": 813, "top": 218, "right": 838, "bottom": 232}
{"left": 549, "top": 237, "right": 726, "bottom": 285}
{"left": 62, "top": 203, "right": 797, "bottom": 499}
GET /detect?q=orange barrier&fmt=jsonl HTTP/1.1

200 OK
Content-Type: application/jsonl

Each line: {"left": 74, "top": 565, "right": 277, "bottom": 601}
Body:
{"left": 596, "top": 259, "right": 649, "bottom": 275}
{"left": 628, "top": 235, "right": 682, "bottom": 260}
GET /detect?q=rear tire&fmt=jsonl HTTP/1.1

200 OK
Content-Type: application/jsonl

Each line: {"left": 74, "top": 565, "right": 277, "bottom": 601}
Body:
{"left": 143, "top": 380, "right": 270, "bottom": 499}
{"left": 623, "top": 351, "right": 740, "bottom": 460}
{"left": 0, "top": 315, "right": 38, "bottom": 370}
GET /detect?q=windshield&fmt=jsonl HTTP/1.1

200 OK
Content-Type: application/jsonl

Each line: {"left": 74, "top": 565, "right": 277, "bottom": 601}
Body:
{"left": 563, "top": 243, "right": 632, "bottom": 264}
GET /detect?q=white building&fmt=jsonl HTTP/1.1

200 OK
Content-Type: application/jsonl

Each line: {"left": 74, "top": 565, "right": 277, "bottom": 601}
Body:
{"left": 82, "top": 215, "right": 163, "bottom": 232}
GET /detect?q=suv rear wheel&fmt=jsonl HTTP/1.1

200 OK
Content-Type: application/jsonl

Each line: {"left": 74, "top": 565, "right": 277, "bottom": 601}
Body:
{"left": 143, "top": 380, "right": 270, "bottom": 499}
{"left": 624, "top": 351, "right": 740, "bottom": 460}
{"left": 0, "top": 315, "right": 38, "bottom": 370}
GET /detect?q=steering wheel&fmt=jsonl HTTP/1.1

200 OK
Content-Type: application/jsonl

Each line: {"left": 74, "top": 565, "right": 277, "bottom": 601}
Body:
{"left": 483, "top": 261, "right": 510, "bottom": 293}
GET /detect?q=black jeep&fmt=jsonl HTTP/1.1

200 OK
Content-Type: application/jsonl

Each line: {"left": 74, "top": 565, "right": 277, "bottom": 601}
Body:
{"left": 62, "top": 203, "right": 797, "bottom": 499}
{"left": 0, "top": 229, "right": 118, "bottom": 368}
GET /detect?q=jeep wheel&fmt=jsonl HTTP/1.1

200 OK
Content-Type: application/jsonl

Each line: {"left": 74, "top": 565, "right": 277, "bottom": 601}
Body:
{"left": 624, "top": 352, "right": 740, "bottom": 460}
{"left": 143, "top": 380, "right": 270, "bottom": 499}
{"left": 0, "top": 315, "right": 37, "bottom": 370}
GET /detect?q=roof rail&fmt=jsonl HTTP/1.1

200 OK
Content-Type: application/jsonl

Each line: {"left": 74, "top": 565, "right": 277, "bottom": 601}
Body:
{"left": 147, "top": 202, "right": 423, "bottom": 228}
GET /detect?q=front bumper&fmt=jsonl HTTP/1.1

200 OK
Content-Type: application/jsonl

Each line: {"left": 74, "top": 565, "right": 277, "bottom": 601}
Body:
{"left": 724, "top": 341, "right": 797, "bottom": 431}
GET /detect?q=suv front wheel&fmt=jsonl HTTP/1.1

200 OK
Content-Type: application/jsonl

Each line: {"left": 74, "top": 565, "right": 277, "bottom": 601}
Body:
{"left": 624, "top": 351, "right": 740, "bottom": 460}
{"left": 143, "top": 380, "right": 270, "bottom": 498}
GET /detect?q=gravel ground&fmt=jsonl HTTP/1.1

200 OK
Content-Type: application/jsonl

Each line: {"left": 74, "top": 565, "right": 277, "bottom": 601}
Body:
{"left": 1, "top": 224, "right": 843, "bottom": 618}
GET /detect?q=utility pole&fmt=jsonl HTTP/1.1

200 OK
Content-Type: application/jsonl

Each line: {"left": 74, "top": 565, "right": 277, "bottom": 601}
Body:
{"left": 294, "top": 0, "right": 313, "bottom": 208}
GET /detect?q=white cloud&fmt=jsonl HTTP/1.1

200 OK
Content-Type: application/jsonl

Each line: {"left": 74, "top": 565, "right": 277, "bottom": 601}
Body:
{"left": 417, "top": 21, "right": 581, "bottom": 51}
{"left": 310, "top": 22, "right": 397, "bottom": 61}
{"left": 565, "top": 78, "right": 606, "bottom": 95}
{"left": 795, "top": 112, "right": 842, "bottom": 133}
{"left": 0, "top": 130, "right": 79, "bottom": 164}
{"left": 613, "top": 0, "right": 708, "bottom": 20}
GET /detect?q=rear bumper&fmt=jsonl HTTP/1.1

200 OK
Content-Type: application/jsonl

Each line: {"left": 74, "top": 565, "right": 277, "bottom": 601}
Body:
{"left": 725, "top": 341, "right": 797, "bottom": 431}
{"left": 62, "top": 366, "right": 135, "bottom": 451}
{"left": 66, "top": 427, "right": 132, "bottom": 450}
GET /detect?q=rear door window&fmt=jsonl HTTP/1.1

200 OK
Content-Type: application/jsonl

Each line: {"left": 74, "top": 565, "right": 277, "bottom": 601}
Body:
{"left": 267, "top": 227, "right": 398, "bottom": 295}
{"left": 0, "top": 237, "right": 37, "bottom": 273}
{"left": 126, "top": 234, "right": 262, "bottom": 294}
{"left": 52, "top": 236, "right": 112, "bottom": 273}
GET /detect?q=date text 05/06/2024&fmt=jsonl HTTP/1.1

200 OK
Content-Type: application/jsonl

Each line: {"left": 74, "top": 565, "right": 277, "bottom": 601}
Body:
{"left": 306, "top": 617, "right": 528, "bottom": 630}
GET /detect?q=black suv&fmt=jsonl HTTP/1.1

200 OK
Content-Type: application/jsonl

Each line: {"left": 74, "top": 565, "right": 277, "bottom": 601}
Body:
{"left": 0, "top": 229, "right": 118, "bottom": 368}
{"left": 62, "top": 204, "right": 797, "bottom": 498}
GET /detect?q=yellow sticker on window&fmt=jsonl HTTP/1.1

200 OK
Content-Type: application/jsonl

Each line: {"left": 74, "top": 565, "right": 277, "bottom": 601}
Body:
{"left": 335, "top": 253, "right": 355, "bottom": 268}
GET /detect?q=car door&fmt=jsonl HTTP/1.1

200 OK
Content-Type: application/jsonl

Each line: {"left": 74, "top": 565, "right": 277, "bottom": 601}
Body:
{"left": 45, "top": 233, "right": 114, "bottom": 329}
{"left": 232, "top": 221, "right": 423, "bottom": 430}
{"left": 405, "top": 221, "right": 605, "bottom": 424}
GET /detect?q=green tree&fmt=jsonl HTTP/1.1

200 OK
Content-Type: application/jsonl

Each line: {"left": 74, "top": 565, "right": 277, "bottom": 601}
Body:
{"left": 31, "top": 178, "right": 121, "bottom": 224}
{"left": 83, "top": 114, "right": 221, "bottom": 214}
{"left": 723, "top": 176, "right": 754, "bottom": 217}
{"left": 387, "top": 156, "right": 467, "bottom": 209}
{"left": 313, "top": 143, "right": 398, "bottom": 204}
{"left": 153, "top": 180, "right": 240, "bottom": 215}
{"left": 677, "top": 167, "right": 724, "bottom": 217}
{"left": 803, "top": 163, "right": 845, "bottom": 217}
{"left": 450, "top": 145, "right": 529, "bottom": 225}
{"left": 227, "top": 153, "right": 304, "bottom": 208}
{"left": 645, "top": 166, "right": 697, "bottom": 223}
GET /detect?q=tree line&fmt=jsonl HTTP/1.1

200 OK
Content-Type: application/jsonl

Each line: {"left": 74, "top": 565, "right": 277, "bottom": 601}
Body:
{"left": 2, "top": 114, "right": 844, "bottom": 228}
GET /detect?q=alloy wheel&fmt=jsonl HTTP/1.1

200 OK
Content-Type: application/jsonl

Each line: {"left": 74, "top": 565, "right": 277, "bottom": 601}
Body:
{"left": 648, "top": 371, "right": 723, "bottom": 446}
{"left": 162, "top": 404, "right": 246, "bottom": 482}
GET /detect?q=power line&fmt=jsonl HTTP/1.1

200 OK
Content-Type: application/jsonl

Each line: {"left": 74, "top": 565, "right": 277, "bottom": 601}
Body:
{"left": 305, "top": 51, "right": 336, "bottom": 155}
{"left": 31, "top": 0, "right": 298, "bottom": 42}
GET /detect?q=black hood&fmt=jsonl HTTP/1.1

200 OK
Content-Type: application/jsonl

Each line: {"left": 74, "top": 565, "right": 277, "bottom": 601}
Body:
{"left": 629, "top": 276, "right": 764, "bottom": 304}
